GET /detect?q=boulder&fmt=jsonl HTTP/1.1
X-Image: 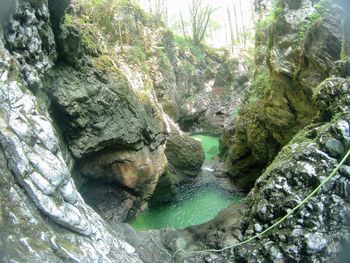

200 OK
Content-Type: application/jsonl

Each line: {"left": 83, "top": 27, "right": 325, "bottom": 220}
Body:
{"left": 165, "top": 132, "right": 205, "bottom": 181}
{"left": 149, "top": 120, "right": 205, "bottom": 206}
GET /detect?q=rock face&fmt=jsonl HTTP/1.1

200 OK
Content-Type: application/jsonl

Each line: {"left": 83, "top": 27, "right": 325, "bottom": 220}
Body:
{"left": 0, "top": 0, "right": 144, "bottom": 261}
{"left": 136, "top": 25, "right": 250, "bottom": 133}
{"left": 0, "top": 0, "right": 205, "bottom": 261}
{"left": 186, "top": 1, "right": 350, "bottom": 261}
{"left": 165, "top": 132, "right": 205, "bottom": 181}
{"left": 222, "top": 0, "right": 349, "bottom": 191}
{"left": 177, "top": 49, "right": 252, "bottom": 133}
{"left": 190, "top": 77, "right": 350, "bottom": 263}
{"left": 44, "top": 59, "right": 169, "bottom": 217}
{"left": 150, "top": 119, "right": 205, "bottom": 206}
{"left": 42, "top": 0, "right": 207, "bottom": 220}
{"left": 166, "top": 46, "right": 251, "bottom": 133}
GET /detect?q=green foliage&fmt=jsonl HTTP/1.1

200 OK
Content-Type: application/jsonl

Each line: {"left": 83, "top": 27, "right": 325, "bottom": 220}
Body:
{"left": 64, "top": 0, "right": 153, "bottom": 48}
{"left": 297, "top": 0, "right": 329, "bottom": 41}
{"left": 255, "top": 2, "right": 284, "bottom": 44}
{"left": 230, "top": 107, "right": 242, "bottom": 121}
{"left": 126, "top": 46, "right": 150, "bottom": 73}
{"left": 252, "top": 69, "right": 270, "bottom": 99}
{"left": 92, "top": 55, "right": 113, "bottom": 71}
{"left": 81, "top": 34, "right": 97, "bottom": 53}
{"left": 256, "top": 0, "right": 283, "bottom": 32}
{"left": 272, "top": 7, "right": 284, "bottom": 19}
{"left": 156, "top": 49, "right": 171, "bottom": 69}
{"left": 174, "top": 35, "right": 206, "bottom": 66}
{"left": 63, "top": 14, "right": 88, "bottom": 27}
{"left": 63, "top": 13, "right": 73, "bottom": 25}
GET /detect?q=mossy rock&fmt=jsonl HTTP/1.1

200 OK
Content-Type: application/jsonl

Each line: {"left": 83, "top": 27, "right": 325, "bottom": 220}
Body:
{"left": 165, "top": 133, "right": 205, "bottom": 180}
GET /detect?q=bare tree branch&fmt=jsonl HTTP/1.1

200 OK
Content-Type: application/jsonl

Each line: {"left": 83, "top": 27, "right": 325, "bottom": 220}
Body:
{"left": 189, "top": 0, "right": 217, "bottom": 45}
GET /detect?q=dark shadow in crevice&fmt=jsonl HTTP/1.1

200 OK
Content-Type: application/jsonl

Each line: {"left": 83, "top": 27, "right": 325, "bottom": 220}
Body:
{"left": 78, "top": 177, "right": 137, "bottom": 223}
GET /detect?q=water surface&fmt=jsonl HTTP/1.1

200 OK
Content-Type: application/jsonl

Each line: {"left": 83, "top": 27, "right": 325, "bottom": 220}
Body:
{"left": 130, "top": 185, "right": 240, "bottom": 230}
{"left": 191, "top": 134, "right": 220, "bottom": 160}
{"left": 129, "top": 134, "right": 242, "bottom": 230}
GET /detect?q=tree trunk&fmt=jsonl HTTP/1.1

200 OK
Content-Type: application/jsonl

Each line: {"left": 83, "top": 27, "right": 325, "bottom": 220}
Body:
{"left": 342, "top": 15, "right": 350, "bottom": 58}
{"left": 232, "top": 1, "right": 240, "bottom": 44}
{"left": 118, "top": 20, "right": 123, "bottom": 52}
{"left": 148, "top": 0, "right": 152, "bottom": 14}
{"left": 224, "top": 21, "right": 228, "bottom": 46}
{"left": 164, "top": 0, "right": 168, "bottom": 25}
{"left": 227, "top": 6, "right": 235, "bottom": 50}
{"left": 180, "top": 13, "right": 188, "bottom": 38}
{"left": 239, "top": 0, "right": 246, "bottom": 47}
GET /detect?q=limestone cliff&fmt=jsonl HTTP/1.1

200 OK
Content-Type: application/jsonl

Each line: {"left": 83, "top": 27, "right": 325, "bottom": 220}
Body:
{"left": 222, "top": 0, "right": 350, "bottom": 191}
{"left": 191, "top": 77, "right": 350, "bottom": 262}
{"left": 0, "top": 0, "right": 144, "bottom": 261}
{"left": 0, "top": 0, "right": 203, "bottom": 261}
{"left": 182, "top": 0, "right": 350, "bottom": 261}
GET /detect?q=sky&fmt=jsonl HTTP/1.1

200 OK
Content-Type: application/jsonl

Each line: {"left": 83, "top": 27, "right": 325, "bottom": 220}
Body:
{"left": 139, "top": 0, "right": 255, "bottom": 48}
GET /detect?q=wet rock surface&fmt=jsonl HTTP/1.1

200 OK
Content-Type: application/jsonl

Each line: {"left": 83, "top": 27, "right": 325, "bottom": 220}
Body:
{"left": 0, "top": 1, "right": 145, "bottom": 261}
{"left": 222, "top": 0, "right": 350, "bottom": 191}
{"left": 2, "top": 0, "right": 350, "bottom": 262}
{"left": 0, "top": 0, "right": 196, "bottom": 262}
{"left": 190, "top": 77, "right": 350, "bottom": 262}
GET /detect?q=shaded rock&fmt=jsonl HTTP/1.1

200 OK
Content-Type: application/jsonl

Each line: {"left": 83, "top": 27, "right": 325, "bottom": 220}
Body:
{"left": 325, "top": 138, "right": 345, "bottom": 157}
{"left": 304, "top": 232, "right": 328, "bottom": 254}
{"left": 0, "top": 3, "right": 142, "bottom": 260}
{"left": 165, "top": 132, "right": 205, "bottom": 181}
{"left": 194, "top": 77, "right": 350, "bottom": 262}
{"left": 314, "top": 77, "right": 350, "bottom": 119}
{"left": 48, "top": 0, "right": 70, "bottom": 32}
{"left": 80, "top": 180, "right": 136, "bottom": 223}
{"left": 79, "top": 146, "right": 167, "bottom": 210}
{"left": 342, "top": 15, "right": 350, "bottom": 57}
{"left": 222, "top": 0, "right": 347, "bottom": 191}
{"left": 148, "top": 168, "right": 179, "bottom": 207}
{"left": 149, "top": 119, "right": 205, "bottom": 206}
{"left": 0, "top": 0, "right": 202, "bottom": 261}
{"left": 44, "top": 62, "right": 167, "bottom": 159}
{"left": 43, "top": 27, "right": 170, "bottom": 215}
{"left": 4, "top": 0, "right": 57, "bottom": 90}
{"left": 56, "top": 25, "right": 84, "bottom": 66}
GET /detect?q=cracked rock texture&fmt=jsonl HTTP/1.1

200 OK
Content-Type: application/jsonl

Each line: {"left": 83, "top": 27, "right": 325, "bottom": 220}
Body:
{"left": 190, "top": 77, "right": 350, "bottom": 263}
{"left": 0, "top": 0, "right": 198, "bottom": 262}
{"left": 221, "top": 0, "right": 350, "bottom": 191}
{"left": 0, "top": 1, "right": 143, "bottom": 261}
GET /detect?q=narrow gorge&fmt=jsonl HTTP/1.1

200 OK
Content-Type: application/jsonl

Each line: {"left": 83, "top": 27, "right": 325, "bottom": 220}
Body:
{"left": 0, "top": 0, "right": 350, "bottom": 262}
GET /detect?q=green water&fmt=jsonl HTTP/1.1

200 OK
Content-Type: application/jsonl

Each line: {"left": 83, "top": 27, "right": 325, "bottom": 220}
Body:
{"left": 129, "top": 134, "right": 241, "bottom": 231}
{"left": 191, "top": 134, "right": 220, "bottom": 160}
{"left": 130, "top": 186, "right": 240, "bottom": 230}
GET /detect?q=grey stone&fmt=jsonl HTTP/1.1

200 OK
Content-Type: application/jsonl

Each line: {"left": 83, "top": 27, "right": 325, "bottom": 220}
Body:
{"left": 325, "top": 138, "right": 345, "bottom": 157}
{"left": 254, "top": 223, "right": 263, "bottom": 233}
{"left": 0, "top": 2, "right": 144, "bottom": 260}
{"left": 304, "top": 232, "right": 328, "bottom": 253}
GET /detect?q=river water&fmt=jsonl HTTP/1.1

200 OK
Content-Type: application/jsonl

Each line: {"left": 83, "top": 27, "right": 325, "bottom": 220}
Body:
{"left": 129, "top": 134, "right": 242, "bottom": 230}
